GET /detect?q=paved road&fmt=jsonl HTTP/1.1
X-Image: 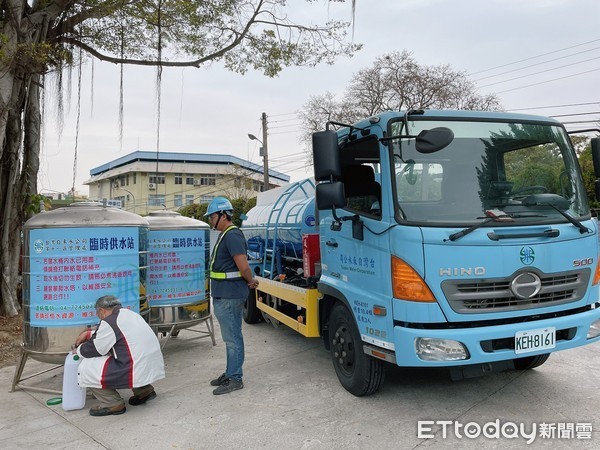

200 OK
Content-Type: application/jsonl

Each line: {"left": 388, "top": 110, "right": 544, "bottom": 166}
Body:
{"left": 1, "top": 317, "right": 599, "bottom": 449}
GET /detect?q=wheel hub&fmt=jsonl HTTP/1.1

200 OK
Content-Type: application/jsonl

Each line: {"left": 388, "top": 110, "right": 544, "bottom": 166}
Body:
{"left": 332, "top": 325, "right": 355, "bottom": 375}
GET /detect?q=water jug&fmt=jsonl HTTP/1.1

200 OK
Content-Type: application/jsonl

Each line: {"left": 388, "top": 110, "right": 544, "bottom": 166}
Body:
{"left": 62, "top": 353, "right": 86, "bottom": 411}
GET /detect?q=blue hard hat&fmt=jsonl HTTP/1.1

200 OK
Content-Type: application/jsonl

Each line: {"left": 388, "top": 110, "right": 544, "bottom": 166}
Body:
{"left": 204, "top": 197, "right": 233, "bottom": 217}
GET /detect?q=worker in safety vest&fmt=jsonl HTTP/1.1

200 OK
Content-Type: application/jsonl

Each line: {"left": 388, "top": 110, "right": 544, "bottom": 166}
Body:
{"left": 204, "top": 197, "right": 258, "bottom": 395}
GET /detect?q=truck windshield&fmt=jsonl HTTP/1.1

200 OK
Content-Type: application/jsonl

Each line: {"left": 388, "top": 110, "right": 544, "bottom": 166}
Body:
{"left": 392, "top": 119, "right": 589, "bottom": 225}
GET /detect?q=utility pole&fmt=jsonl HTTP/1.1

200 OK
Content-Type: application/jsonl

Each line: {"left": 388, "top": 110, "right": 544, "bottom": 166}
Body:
{"left": 260, "top": 112, "right": 269, "bottom": 191}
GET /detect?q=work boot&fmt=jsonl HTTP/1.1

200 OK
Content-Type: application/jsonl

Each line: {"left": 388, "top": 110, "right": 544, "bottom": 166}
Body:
{"left": 210, "top": 373, "right": 227, "bottom": 386}
{"left": 128, "top": 389, "right": 157, "bottom": 406}
{"left": 89, "top": 404, "right": 126, "bottom": 417}
{"left": 212, "top": 378, "right": 243, "bottom": 395}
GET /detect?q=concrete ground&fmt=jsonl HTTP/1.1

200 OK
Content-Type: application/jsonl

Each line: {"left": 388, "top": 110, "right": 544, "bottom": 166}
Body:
{"left": 1, "top": 317, "right": 600, "bottom": 449}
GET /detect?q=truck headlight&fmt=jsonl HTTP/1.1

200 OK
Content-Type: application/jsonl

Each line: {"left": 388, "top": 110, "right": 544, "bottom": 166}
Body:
{"left": 415, "top": 338, "right": 469, "bottom": 361}
{"left": 587, "top": 318, "right": 600, "bottom": 339}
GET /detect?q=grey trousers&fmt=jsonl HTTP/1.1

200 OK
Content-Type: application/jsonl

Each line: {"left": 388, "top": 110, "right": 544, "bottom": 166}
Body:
{"left": 89, "top": 384, "right": 154, "bottom": 407}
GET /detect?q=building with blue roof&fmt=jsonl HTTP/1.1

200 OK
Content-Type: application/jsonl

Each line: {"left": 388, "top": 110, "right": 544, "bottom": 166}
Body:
{"left": 84, "top": 151, "right": 290, "bottom": 214}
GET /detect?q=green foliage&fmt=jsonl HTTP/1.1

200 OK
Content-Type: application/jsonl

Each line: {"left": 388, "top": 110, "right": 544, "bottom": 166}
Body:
{"left": 50, "top": 1, "right": 359, "bottom": 77}
{"left": 178, "top": 203, "right": 208, "bottom": 224}
{"left": 26, "top": 193, "right": 52, "bottom": 215}
{"left": 12, "top": 42, "right": 71, "bottom": 74}
{"left": 505, "top": 144, "right": 562, "bottom": 193}
{"left": 178, "top": 197, "right": 257, "bottom": 227}
{"left": 578, "top": 145, "right": 599, "bottom": 208}
{"left": 230, "top": 197, "right": 257, "bottom": 227}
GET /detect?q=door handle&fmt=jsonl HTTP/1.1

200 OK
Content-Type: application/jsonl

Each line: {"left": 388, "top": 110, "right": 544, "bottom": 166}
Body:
{"left": 326, "top": 240, "right": 338, "bottom": 248}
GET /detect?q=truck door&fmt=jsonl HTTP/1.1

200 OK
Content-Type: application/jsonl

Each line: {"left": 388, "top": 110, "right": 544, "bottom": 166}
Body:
{"left": 321, "top": 136, "right": 395, "bottom": 351}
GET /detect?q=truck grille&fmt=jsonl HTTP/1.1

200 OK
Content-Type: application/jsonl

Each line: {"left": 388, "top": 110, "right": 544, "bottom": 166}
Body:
{"left": 441, "top": 269, "right": 590, "bottom": 313}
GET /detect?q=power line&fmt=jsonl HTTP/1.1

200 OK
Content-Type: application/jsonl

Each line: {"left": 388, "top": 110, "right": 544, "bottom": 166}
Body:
{"left": 269, "top": 117, "right": 300, "bottom": 124}
{"left": 269, "top": 129, "right": 302, "bottom": 136}
{"left": 549, "top": 111, "right": 600, "bottom": 118}
{"left": 470, "top": 38, "right": 600, "bottom": 76}
{"left": 473, "top": 46, "right": 600, "bottom": 82}
{"left": 268, "top": 111, "right": 299, "bottom": 118}
{"left": 560, "top": 119, "right": 600, "bottom": 125}
{"left": 494, "top": 67, "right": 600, "bottom": 94}
{"left": 508, "top": 101, "right": 600, "bottom": 111}
{"left": 477, "top": 55, "right": 600, "bottom": 88}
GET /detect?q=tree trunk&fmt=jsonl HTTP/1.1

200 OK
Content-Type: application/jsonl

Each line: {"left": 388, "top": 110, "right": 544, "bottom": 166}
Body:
{"left": 0, "top": 0, "right": 41, "bottom": 316}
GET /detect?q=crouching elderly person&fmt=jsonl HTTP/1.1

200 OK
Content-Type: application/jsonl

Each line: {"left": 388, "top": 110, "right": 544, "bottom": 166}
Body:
{"left": 74, "top": 295, "right": 165, "bottom": 417}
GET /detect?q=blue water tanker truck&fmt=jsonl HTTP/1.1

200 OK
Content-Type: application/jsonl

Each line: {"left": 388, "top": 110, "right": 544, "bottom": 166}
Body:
{"left": 241, "top": 109, "right": 600, "bottom": 396}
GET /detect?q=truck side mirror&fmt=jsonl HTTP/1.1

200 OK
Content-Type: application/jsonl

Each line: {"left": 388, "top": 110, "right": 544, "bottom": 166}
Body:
{"left": 591, "top": 138, "right": 600, "bottom": 178}
{"left": 316, "top": 182, "right": 345, "bottom": 210}
{"left": 415, "top": 127, "right": 454, "bottom": 153}
{"left": 313, "top": 131, "right": 341, "bottom": 181}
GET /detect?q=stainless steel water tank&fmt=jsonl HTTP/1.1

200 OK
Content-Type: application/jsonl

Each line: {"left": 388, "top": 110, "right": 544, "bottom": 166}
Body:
{"left": 22, "top": 202, "right": 149, "bottom": 364}
{"left": 146, "top": 210, "right": 210, "bottom": 333}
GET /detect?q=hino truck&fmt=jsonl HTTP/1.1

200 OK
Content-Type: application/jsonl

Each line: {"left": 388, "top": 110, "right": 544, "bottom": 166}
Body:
{"left": 241, "top": 109, "right": 600, "bottom": 396}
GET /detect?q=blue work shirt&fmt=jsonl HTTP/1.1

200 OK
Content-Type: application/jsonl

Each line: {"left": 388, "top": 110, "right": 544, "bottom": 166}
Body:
{"left": 210, "top": 227, "right": 249, "bottom": 299}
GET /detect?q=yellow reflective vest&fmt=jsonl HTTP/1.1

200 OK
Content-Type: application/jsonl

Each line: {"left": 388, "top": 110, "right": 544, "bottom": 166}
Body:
{"left": 209, "top": 225, "right": 242, "bottom": 280}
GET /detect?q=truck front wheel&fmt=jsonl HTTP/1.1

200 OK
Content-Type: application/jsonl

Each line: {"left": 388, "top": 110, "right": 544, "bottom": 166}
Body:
{"left": 243, "top": 289, "right": 262, "bottom": 324}
{"left": 328, "top": 303, "right": 385, "bottom": 396}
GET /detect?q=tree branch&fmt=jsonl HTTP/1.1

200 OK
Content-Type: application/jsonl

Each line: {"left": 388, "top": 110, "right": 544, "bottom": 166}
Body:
{"left": 59, "top": 0, "right": 263, "bottom": 68}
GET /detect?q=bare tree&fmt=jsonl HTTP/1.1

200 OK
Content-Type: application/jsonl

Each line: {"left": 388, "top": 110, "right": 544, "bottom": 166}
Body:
{"left": 298, "top": 50, "right": 502, "bottom": 151}
{"left": 0, "top": 0, "right": 361, "bottom": 316}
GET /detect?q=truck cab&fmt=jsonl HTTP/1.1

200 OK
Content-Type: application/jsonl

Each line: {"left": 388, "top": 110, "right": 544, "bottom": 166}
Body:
{"left": 245, "top": 109, "right": 600, "bottom": 396}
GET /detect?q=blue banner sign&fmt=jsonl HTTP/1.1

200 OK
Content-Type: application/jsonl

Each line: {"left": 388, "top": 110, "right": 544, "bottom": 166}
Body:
{"left": 147, "top": 229, "right": 206, "bottom": 306}
{"left": 29, "top": 227, "right": 141, "bottom": 327}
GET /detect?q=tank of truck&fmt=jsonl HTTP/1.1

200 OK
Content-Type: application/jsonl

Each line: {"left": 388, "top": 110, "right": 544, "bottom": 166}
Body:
{"left": 242, "top": 179, "right": 316, "bottom": 263}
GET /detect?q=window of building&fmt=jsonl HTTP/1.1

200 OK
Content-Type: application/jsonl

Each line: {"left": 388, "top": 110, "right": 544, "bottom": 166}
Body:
{"left": 119, "top": 175, "right": 129, "bottom": 186}
{"left": 174, "top": 195, "right": 183, "bottom": 207}
{"left": 149, "top": 173, "right": 165, "bottom": 184}
{"left": 186, "top": 174, "right": 194, "bottom": 185}
{"left": 252, "top": 180, "right": 264, "bottom": 192}
{"left": 199, "top": 174, "right": 216, "bottom": 186}
{"left": 174, "top": 173, "right": 182, "bottom": 185}
{"left": 133, "top": 173, "right": 137, "bottom": 184}
{"left": 148, "top": 194, "right": 165, "bottom": 206}
{"left": 199, "top": 195, "right": 214, "bottom": 204}
{"left": 185, "top": 195, "right": 194, "bottom": 205}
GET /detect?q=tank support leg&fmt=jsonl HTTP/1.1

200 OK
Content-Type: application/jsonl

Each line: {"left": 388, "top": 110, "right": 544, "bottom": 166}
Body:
{"left": 157, "top": 315, "right": 216, "bottom": 350}
{"left": 11, "top": 349, "right": 63, "bottom": 395}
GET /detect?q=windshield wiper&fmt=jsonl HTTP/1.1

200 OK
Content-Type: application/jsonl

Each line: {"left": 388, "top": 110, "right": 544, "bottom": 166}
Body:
{"left": 537, "top": 203, "right": 590, "bottom": 234}
{"left": 445, "top": 209, "right": 514, "bottom": 242}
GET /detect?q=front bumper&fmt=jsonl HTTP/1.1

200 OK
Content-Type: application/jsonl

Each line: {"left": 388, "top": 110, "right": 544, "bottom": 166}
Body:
{"left": 393, "top": 305, "right": 600, "bottom": 366}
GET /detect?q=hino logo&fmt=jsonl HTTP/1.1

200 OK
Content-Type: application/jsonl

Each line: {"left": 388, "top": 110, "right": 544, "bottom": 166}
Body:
{"left": 510, "top": 272, "right": 542, "bottom": 299}
{"left": 439, "top": 267, "right": 485, "bottom": 277}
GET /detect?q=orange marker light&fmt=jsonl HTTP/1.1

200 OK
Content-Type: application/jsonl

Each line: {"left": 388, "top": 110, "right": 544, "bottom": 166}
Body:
{"left": 593, "top": 259, "right": 600, "bottom": 286}
{"left": 391, "top": 256, "right": 436, "bottom": 302}
{"left": 373, "top": 305, "right": 387, "bottom": 316}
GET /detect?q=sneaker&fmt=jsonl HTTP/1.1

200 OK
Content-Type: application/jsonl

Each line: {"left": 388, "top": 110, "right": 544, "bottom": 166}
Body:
{"left": 128, "top": 389, "right": 156, "bottom": 406}
{"left": 210, "top": 373, "right": 228, "bottom": 386}
{"left": 89, "top": 404, "right": 126, "bottom": 417}
{"left": 212, "top": 378, "right": 243, "bottom": 395}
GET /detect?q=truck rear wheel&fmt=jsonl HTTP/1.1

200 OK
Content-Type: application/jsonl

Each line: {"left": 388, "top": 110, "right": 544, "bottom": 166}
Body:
{"left": 513, "top": 353, "right": 550, "bottom": 370}
{"left": 243, "top": 289, "right": 262, "bottom": 324}
{"left": 328, "top": 303, "right": 385, "bottom": 396}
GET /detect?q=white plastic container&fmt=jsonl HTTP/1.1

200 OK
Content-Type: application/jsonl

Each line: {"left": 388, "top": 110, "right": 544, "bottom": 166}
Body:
{"left": 62, "top": 353, "right": 86, "bottom": 411}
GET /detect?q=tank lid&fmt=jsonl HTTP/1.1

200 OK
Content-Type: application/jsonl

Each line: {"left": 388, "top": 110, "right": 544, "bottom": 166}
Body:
{"left": 147, "top": 210, "right": 209, "bottom": 229}
{"left": 24, "top": 201, "right": 149, "bottom": 228}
